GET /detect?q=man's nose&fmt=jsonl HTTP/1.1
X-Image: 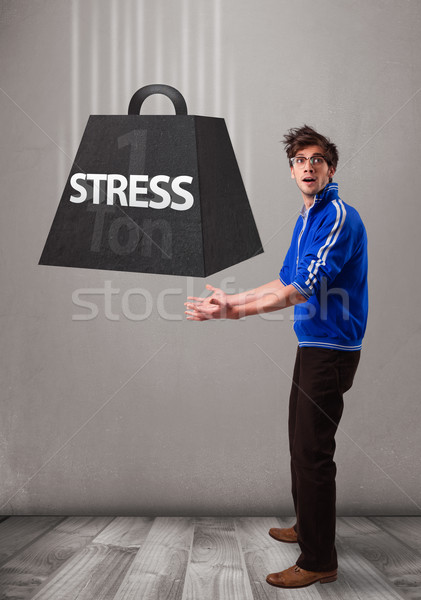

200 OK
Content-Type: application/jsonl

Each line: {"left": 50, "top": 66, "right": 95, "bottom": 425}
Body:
{"left": 304, "top": 159, "right": 314, "bottom": 171}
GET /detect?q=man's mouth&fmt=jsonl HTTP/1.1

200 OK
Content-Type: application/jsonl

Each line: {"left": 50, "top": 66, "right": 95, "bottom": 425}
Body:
{"left": 302, "top": 177, "right": 316, "bottom": 183}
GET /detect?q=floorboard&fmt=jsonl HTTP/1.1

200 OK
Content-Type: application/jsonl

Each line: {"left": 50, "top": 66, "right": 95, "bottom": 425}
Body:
{"left": 182, "top": 517, "right": 254, "bottom": 600}
{"left": 30, "top": 541, "right": 136, "bottom": 600}
{"left": 29, "top": 518, "right": 154, "bottom": 600}
{"left": 0, "top": 516, "right": 113, "bottom": 600}
{"left": 113, "top": 517, "right": 194, "bottom": 600}
{"left": 369, "top": 517, "right": 421, "bottom": 552}
{"left": 0, "top": 516, "right": 419, "bottom": 600}
{"left": 93, "top": 517, "right": 155, "bottom": 548}
{"left": 333, "top": 538, "right": 407, "bottom": 600}
{"left": 53, "top": 516, "right": 114, "bottom": 537}
{"left": 337, "top": 517, "right": 421, "bottom": 600}
{"left": 0, "top": 517, "right": 64, "bottom": 566}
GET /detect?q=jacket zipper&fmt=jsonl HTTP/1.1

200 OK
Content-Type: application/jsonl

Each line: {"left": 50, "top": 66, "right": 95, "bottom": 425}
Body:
{"left": 296, "top": 209, "right": 311, "bottom": 275}
{"left": 295, "top": 201, "right": 316, "bottom": 274}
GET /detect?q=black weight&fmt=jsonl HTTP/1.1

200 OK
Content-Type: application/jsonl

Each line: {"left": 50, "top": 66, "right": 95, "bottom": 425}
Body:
{"left": 39, "top": 84, "right": 263, "bottom": 277}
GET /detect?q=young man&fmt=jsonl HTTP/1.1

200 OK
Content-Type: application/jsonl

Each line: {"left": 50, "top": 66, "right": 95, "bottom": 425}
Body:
{"left": 185, "top": 125, "right": 368, "bottom": 589}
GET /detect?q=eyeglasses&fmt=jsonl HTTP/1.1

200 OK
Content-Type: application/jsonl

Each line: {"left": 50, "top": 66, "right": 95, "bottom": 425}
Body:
{"left": 291, "top": 155, "right": 327, "bottom": 167}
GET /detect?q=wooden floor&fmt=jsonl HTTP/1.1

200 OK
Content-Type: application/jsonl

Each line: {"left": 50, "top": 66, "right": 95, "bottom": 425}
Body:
{"left": 0, "top": 516, "right": 420, "bottom": 599}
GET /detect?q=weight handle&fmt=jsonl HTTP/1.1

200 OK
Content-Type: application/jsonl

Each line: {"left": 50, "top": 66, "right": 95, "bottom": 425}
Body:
{"left": 128, "top": 84, "right": 188, "bottom": 115}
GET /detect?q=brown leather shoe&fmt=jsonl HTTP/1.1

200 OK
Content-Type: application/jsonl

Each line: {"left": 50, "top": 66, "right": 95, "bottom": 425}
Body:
{"left": 268, "top": 526, "right": 298, "bottom": 543}
{"left": 266, "top": 565, "right": 337, "bottom": 589}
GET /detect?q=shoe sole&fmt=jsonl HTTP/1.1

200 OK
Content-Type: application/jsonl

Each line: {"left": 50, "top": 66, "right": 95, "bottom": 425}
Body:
{"left": 266, "top": 574, "right": 337, "bottom": 589}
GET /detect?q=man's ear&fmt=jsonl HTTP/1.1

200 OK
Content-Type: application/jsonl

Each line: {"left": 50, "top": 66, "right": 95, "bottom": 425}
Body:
{"left": 329, "top": 166, "right": 336, "bottom": 179}
{"left": 290, "top": 166, "right": 295, "bottom": 180}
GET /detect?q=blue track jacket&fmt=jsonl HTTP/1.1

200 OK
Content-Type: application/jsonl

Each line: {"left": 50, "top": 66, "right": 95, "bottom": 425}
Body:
{"left": 279, "top": 182, "right": 368, "bottom": 351}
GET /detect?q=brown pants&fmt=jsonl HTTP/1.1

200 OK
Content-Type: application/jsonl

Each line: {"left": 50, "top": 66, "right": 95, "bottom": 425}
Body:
{"left": 288, "top": 346, "right": 361, "bottom": 571}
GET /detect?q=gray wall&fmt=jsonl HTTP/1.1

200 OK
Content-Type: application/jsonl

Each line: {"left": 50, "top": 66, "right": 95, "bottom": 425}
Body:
{"left": 1, "top": 0, "right": 420, "bottom": 515}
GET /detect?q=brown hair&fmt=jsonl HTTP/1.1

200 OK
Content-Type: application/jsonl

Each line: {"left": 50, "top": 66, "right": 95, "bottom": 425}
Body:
{"left": 283, "top": 125, "right": 339, "bottom": 169}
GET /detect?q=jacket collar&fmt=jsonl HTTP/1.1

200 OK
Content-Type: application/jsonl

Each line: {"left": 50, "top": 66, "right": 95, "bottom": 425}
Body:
{"left": 314, "top": 181, "right": 339, "bottom": 206}
{"left": 300, "top": 182, "right": 339, "bottom": 217}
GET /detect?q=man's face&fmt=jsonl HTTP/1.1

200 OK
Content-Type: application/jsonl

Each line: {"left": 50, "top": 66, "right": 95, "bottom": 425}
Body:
{"left": 290, "top": 144, "right": 336, "bottom": 201}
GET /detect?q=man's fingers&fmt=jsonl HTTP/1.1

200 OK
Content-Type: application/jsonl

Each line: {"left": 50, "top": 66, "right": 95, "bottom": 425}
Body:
{"left": 187, "top": 304, "right": 218, "bottom": 316}
{"left": 185, "top": 313, "right": 203, "bottom": 321}
{"left": 185, "top": 302, "right": 203, "bottom": 310}
{"left": 185, "top": 311, "right": 200, "bottom": 320}
{"left": 185, "top": 302, "right": 219, "bottom": 319}
{"left": 185, "top": 310, "right": 210, "bottom": 321}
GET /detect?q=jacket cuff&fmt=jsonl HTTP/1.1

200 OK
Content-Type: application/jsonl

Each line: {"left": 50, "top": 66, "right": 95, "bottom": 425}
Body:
{"left": 291, "top": 279, "right": 312, "bottom": 300}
